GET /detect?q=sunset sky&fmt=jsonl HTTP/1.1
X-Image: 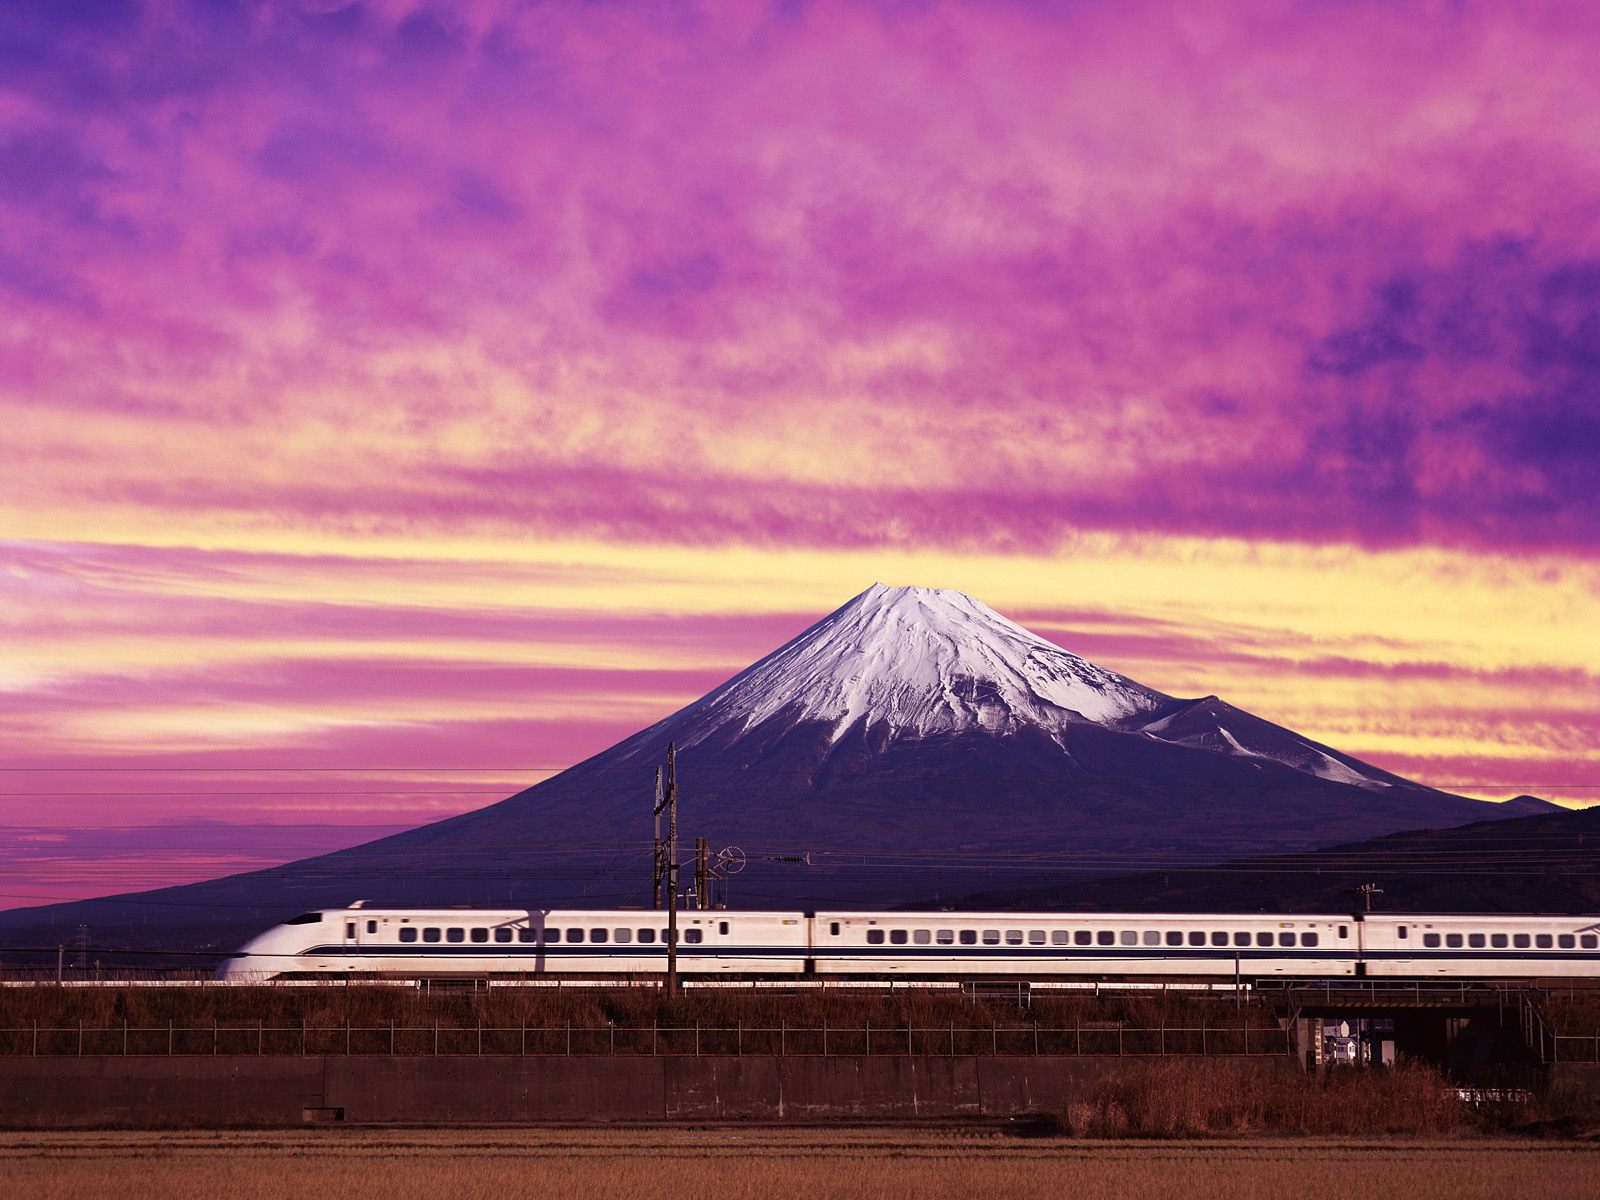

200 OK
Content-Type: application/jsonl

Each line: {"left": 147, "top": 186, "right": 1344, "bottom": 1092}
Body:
{"left": 3, "top": 1, "right": 1598, "bottom": 907}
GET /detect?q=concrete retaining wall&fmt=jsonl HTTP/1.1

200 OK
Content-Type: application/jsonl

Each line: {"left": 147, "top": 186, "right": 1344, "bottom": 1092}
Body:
{"left": 0, "top": 1054, "right": 1299, "bottom": 1127}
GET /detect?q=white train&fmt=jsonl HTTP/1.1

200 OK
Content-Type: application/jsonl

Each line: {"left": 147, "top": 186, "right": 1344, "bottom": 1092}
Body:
{"left": 217, "top": 905, "right": 1600, "bottom": 982}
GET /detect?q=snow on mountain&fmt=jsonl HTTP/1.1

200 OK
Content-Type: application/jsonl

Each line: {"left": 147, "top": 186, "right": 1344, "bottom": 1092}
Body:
{"left": 624, "top": 583, "right": 1416, "bottom": 795}
{"left": 1126, "top": 694, "right": 1404, "bottom": 791}
{"left": 651, "top": 583, "right": 1172, "bottom": 749}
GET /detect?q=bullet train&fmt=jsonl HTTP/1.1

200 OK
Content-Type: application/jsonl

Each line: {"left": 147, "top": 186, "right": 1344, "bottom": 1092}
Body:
{"left": 217, "top": 905, "right": 1600, "bottom": 982}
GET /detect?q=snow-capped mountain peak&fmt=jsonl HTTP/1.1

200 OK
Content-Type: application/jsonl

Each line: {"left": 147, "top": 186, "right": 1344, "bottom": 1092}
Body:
{"left": 660, "top": 582, "right": 1172, "bottom": 747}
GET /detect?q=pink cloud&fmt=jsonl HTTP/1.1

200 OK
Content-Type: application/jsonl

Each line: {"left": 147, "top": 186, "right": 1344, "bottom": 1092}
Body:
{"left": 4, "top": 2, "right": 1599, "bottom": 903}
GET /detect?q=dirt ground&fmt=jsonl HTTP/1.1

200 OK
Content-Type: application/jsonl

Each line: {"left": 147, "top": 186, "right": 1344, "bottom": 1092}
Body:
{"left": 3, "top": 1128, "right": 1599, "bottom": 1200}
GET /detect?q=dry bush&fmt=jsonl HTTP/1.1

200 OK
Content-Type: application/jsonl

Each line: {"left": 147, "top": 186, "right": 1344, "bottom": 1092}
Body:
{"left": 1061, "top": 1061, "right": 1479, "bottom": 1137}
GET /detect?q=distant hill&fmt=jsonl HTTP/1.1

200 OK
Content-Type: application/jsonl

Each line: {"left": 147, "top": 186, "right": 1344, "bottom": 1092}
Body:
{"left": 0, "top": 584, "right": 1552, "bottom": 957}
{"left": 931, "top": 804, "right": 1600, "bottom": 914}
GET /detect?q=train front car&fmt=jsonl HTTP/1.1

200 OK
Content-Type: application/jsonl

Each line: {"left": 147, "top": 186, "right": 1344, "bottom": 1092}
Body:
{"left": 216, "top": 905, "right": 812, "bottom": 980}
{"left": 1361, "top": 915, "right": 1600, "bottom": 979}
{"left": 812, "top": 912, "right": 1361, "bottom": 980}
{"left": 215, "top": 909, "right": 337, "bottom": 981}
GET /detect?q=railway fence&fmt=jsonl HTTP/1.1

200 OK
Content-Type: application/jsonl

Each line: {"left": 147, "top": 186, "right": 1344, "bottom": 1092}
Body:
{"left": 0, "top": 1020, "right": 1294, "bottom": 1058}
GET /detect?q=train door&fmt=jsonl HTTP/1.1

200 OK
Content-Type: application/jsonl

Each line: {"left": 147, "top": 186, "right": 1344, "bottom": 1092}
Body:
{"left": 1389, "top": 923, "right": 1412, "bottom": 976}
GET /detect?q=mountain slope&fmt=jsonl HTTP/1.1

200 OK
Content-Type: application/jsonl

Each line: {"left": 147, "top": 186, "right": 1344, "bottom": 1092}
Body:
{"left": 0, "top": 583, "right": 1548, "bottom": 956}
{"left": 934, "top": 803, "right": 1600, "bottom": 914}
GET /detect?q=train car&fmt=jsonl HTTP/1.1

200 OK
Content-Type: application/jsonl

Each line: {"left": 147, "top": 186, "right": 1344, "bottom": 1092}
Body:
{"left": 1360, "top": 915, "right": 1600, "bottom": 979}
{"left": 217, "top": 904, "right": 1600, "bottom": 983}
{"left": 812, "top": 912, "right": 1358, "bottom": 978}
{"left": 217, "top": 905, "right": 809, "bottom": 980}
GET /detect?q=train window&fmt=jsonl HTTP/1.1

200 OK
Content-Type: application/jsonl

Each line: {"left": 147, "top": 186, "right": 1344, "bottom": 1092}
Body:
{"left": 1339, "top": 925, "right": 1349, "bottom": 939}
{"left": 1468, "top": 934, "right": 1486, "bottom": 949}
{"left": 1302, "top": 933, "right": 1319, "bottom": 948}
{"left": 1278, "top": 933, "right": 1296, "bottom": 947}
{"left": 684, "top": 929, "right": 704, "bottom": 944}
{"left": 614, "top": 928, "right": 632, "bottom": 944}
{"left": 1030, "top": 931, "right": 1046, "bottom": 945}
{"left": 1097, "top": 931, "right": 1115, "bottom": 946}
{"left": 1188, "top": 932, "right": 1205, "bottom": 947}
{"left": 1397, "top": 926, "right": 1407, "bottom": 939}
{"left": 914, "top": 930, "right": 932, "bottom": 944}
{"left": 446, "top": 928, "right": 465, "bottom": 943}
{"left": 890, "top": 930, "right": 908, "bottom": 945}
{"left": 591, "top": 928, "right": 609, "bottom": 944}
{"left": 518, "top": 929, "right": 536, "bottom": 944}
{"left": 366, "top": 920, "right": 377, "bottom": 934}
{"left": 959, "top": 930, "right": 977, "bottom": 945}
{"left": 1075, "top": 931, "right": 1092, "bottom": 946}
{"left": 1233, "top": 932, "right": 1250, "bottom": 947}
{"left": 1211, "top": 932, "right": 1228, "bottom": 947}
{"left": 1052, "top": 931, "right": 1070, "bottom": 945}
{"left": 937, "top": 930, "right": 954, "bottom": 944}
{"left": 719, "top": 922, "right": 729, "bottom": 936}
{"left": 399, "top": 928, "right": 418, "bottom": 943}
{"left": 867, "top": 930, "right": 885, "bottom": 945}
{"left": 1537, "top": 934, "right": 1554, "bottom": 949}
{"left": 494, "top": 928, "right": 512, "bottom": 943}
{"left": 1513, "top": 934, "right": 1531, "bottom": 949}
{"left": 830, "top": 922, "right": 840, "bottom": 936}
{"left": 1256, "top": 932, "right": 1273, "bottom": 947}
{"left": 1120, "top": 931, "right": 1137, "bottom": 946}
{"left": 423, "top": 928, "right": 441, "bottom": 943}
{"left": 1559, "top": 934, "right": 1577, "bottom": 949}
{"left": 1005, "top": 930, "right": 1023, "bottom": 946}
{"left": 470, "top": 928, "right": 489, "bottom": 943}
{"left": 1490, "top": 934, "right": 1508, "bottom": 949}
{"left": 1144, "top": 931, "right": 1160, "bottom": 946}
{"left": 1166, "top": 932, "right": 1183, "bottom": 947}
{"left": 1583, "top": 935, "right": 1598, "bottom": 950}
{"left": 545, "top": 928, "right": 560, "bottom": 943}
{"left": 566, "top": 929, "right": 584, "bottom": 943}
{"left": 286, "top": 912, "right": 323, "bottom": 925}
{"left": 1445, "top": 934, "right": 1463, "bottom": 948}
{"left": 345, "top": 922, "right": 356, "bottom": 939}
{"left": 638, "top": 929, "right": 657, "bottom": 944}
{"left": 982, "top": 930, "right": 1000, "bottom": 945}
{"left": 1423, "top": 934, "right": 1441, "bottom": 948}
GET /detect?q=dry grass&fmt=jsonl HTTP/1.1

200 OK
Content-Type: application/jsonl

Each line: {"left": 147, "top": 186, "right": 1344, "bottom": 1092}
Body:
{"left": 1061, "top": 1060, "right": 1477, "bottom": 1136}
{"left": 0, "top": 983, "right": 1281, "bottom": 1056}
{"left": 0, "top": 981, "right": 1264, "bottom": 1025}
{"left": 2, "top": 1129, "right": 1597, "bottom": 1200}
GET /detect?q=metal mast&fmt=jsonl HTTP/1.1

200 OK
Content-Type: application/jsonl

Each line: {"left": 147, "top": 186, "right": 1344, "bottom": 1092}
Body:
{"left": 664, "top": 742, "right": 679, "bottom": 994}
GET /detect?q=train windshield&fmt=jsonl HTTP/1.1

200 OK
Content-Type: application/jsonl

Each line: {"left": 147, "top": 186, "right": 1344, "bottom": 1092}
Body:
{"left": 284, "top": 912, "right": 323, "bottom": 925}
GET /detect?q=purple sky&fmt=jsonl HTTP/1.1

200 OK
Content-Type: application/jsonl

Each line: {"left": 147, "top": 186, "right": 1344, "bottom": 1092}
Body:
{"left": 3, "top": 1, "right": 1598, "bottom": 906}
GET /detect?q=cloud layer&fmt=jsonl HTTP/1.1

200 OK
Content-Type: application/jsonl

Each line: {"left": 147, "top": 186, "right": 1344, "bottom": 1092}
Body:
{"left": 3, "top": 1, "right": 1598, "bottom": 903}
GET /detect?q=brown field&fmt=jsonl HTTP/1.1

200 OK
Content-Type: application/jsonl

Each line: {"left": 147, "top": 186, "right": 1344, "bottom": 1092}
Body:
{"left": 3, "top": 1129, "right": 1598, "bottom": 1200}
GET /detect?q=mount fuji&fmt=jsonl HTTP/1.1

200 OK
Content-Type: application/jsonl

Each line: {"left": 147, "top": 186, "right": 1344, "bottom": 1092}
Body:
{"left": 0, "top": 584, "right": 1550, "bottom": 953}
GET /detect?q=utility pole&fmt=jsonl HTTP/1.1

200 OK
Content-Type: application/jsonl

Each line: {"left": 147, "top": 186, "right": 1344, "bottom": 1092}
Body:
{"left": 694, "top": 837, "right": 710, "bottom": 910}
{"left": 1353, "top": 882, "right": 1383, "bottom": 913}
{"left": 660, "top": 743, "right": 680, "bottom": 995}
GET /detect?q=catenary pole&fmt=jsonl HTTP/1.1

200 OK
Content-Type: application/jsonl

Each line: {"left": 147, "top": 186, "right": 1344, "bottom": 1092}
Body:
{"left": 665, "top": 743, "right": 680, "bottom": 995}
